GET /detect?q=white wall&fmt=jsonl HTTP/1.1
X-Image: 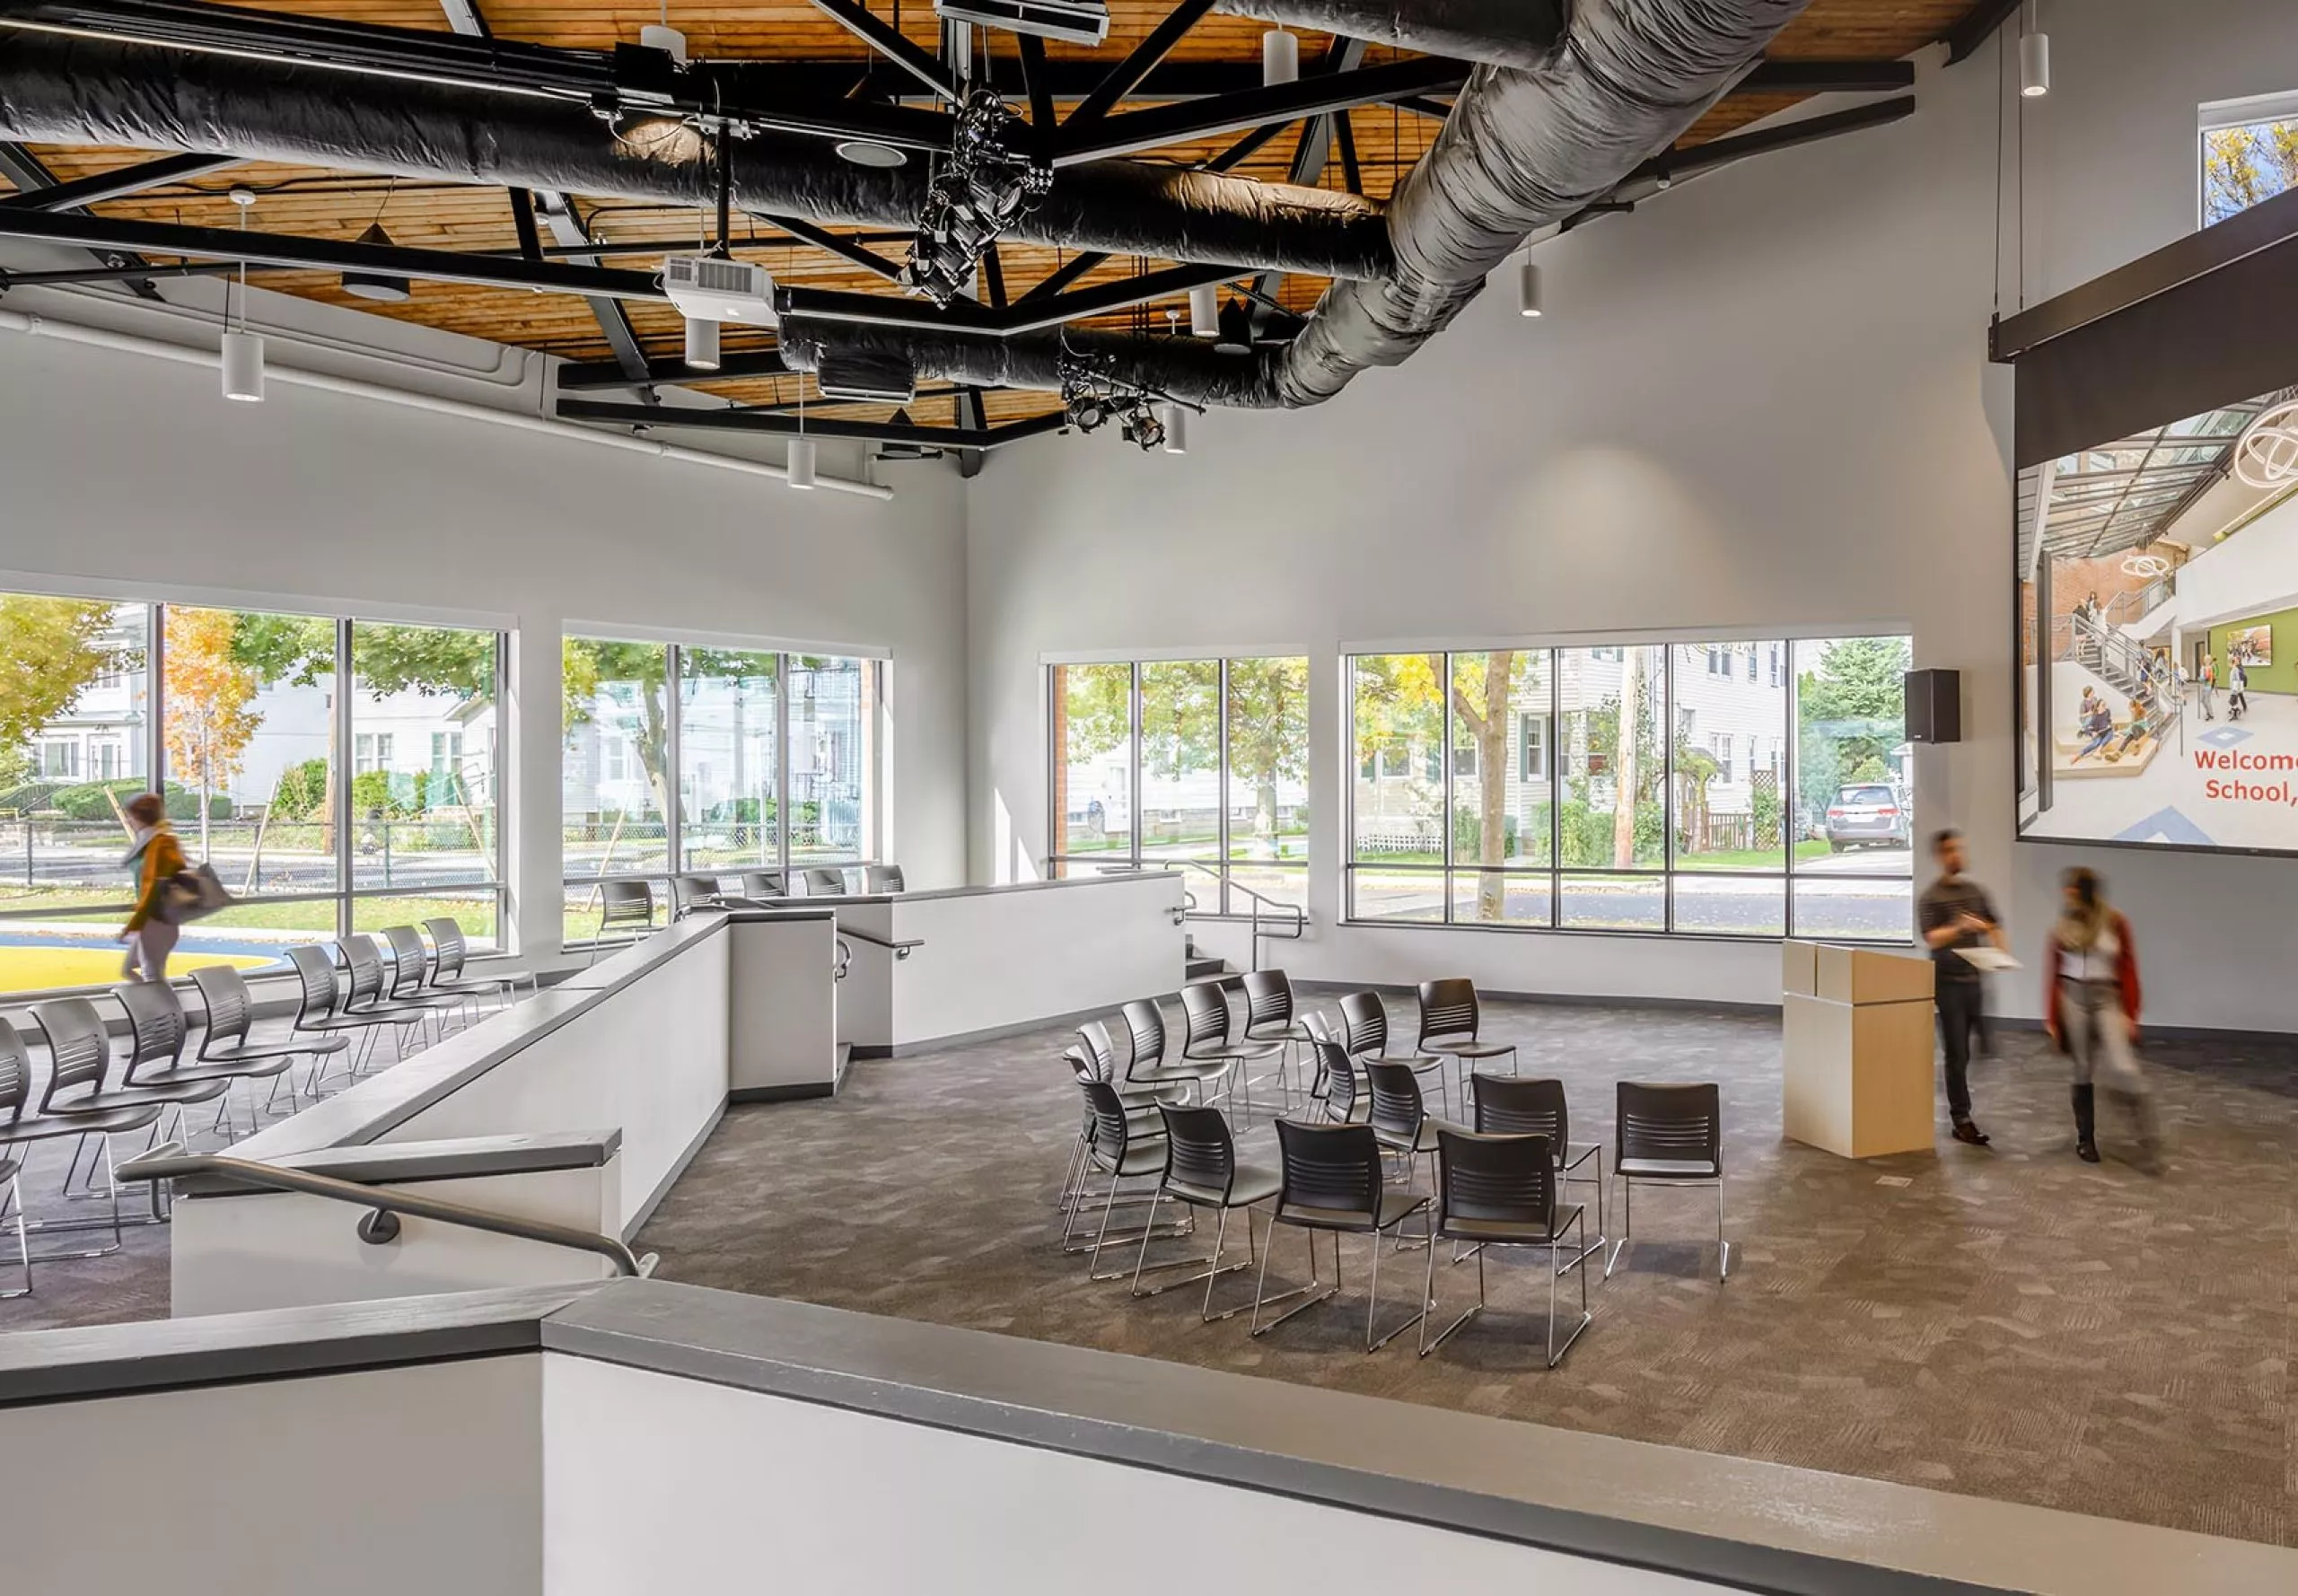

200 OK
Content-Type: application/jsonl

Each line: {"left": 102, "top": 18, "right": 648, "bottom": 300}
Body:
{"left": 0, "top": 279, "right": 971, "bottom": 961}
{"left": 966, "top": 0, "right": 2298, "bottom": 1030}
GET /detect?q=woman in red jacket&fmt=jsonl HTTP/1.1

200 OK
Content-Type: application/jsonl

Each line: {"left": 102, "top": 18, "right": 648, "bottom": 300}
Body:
{"left": 2042, "top": 867, "right": 2156, "bottom": 1168}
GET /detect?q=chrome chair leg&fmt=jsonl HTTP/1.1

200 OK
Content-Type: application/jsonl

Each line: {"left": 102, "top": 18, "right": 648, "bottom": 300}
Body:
{"left": 1129, "top": 1197, "right": 1250, "bottom": 1302}
{"left": 1249, "top": 1225, "right": 1336, "bottom": 1337}
{"left": 1365, "top": 1219, "right": 1430, "bottom": 1353}
{"left": 0, "top": 1173, "right": 29, "bottom": 1299}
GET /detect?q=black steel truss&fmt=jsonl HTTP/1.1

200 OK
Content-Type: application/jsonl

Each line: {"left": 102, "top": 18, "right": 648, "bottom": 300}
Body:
{"left": 0, "top": 150, "right": 235, "bottom": 210}
{"left": 761, "top": 213, "right": 905, "bottom": 284}
{"left": 799, "top": 0, "right": 958, "bottom": 103}
{"left": 1065, "top": 0, "right": 1215, "bottom": 129}
{"left": 557, "top": 347, "right": 790, "bottom": 390}
{"left": 778, "top": 261, "right": 1246, "bottom": 338}
{"left": 1943, "top": 0, "right": 2022, "bottom": 65}
{"left": 0, "top": 137, "right": 165, "bottom": 295}
{"left": 557, "top": 395, "right": 1068, "bottom": 450}
{"left": 1053, "top": 57, "right": 1466, "bottom": 166}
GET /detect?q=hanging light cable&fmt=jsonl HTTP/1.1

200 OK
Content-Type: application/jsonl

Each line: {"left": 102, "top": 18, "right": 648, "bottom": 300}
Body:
{"left": 220, "top": 188, "right": 264, "bottom": 402}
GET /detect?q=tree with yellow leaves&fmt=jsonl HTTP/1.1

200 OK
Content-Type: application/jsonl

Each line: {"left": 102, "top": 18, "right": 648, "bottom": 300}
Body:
{"left": 164, "top": 606, "right": 261, "bottom": 857}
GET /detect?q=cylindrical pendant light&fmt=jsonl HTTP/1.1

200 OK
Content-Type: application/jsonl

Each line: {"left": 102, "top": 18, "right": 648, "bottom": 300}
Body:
{"left": 1262, "top": 28, "right": 1297, "bottom": 87}
{"left": 2019, "top": 30, "right": 2049, "bottom": 97}
{"left": 639, "top": 22, "right": 687, "bottom": 62}
{"left": 1160, "top": 403, "right": 1188, "bottom": 455}
{"left": 220, "top": 329, "right": 265, "bottom": 402}
{"left": 1517, "top": 259, "right": 1542, "bottom": 318}
{"left": 684, "top": 315, "right": 721, "bottom": 370}
{"left": 787, "top": 434, "right": 817, "bottom": 490}
{"left": 947, "top": 19, "right": 972, "bottom": 82}
{"left": 1188, "top": 284, "right": 1219, "bottom": 338}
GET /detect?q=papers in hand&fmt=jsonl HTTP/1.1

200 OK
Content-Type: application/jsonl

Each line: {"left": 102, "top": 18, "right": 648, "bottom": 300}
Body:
{"left": 1956, "top": 946, "right": 2021, "bottom": 973}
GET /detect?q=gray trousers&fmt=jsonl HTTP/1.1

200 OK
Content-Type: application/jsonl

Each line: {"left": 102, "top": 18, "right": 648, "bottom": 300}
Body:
{"left": 2059, "top": 979, "right": 2145, "bottom": 1092}
{"left": 125, "top": 920, "right": 179, "bottom": 983}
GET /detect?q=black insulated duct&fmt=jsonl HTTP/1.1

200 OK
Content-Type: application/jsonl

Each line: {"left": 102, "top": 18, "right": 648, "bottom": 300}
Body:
{"left": 0, "top": 31, "right": 1393, "bottom": 281}
{"left": 1214, "top": 0, "right": 1569, "bottom": 72}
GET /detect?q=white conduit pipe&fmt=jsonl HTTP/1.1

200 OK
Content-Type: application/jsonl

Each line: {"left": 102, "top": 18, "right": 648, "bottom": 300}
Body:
{"left": 0, "top": 308, "right": 895, "bottom": 502}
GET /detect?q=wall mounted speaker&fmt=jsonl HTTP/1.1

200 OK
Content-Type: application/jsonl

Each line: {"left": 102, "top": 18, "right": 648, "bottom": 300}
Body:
{"left": 1905, "top": 668, "right": 1961, "bottom": 743}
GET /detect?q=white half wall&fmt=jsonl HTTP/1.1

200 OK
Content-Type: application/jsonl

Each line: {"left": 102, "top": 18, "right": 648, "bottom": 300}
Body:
{"left": 965, "top": 0, "right": 2298, "bottom": 1030}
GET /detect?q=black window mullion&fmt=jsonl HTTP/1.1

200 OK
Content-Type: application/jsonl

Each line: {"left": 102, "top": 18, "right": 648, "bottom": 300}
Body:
{"left": 1216, "top": 660, "right": 1231, "bottom": 914}
{"left": 335, "top": 617, "right": 355, "bottom": 939}
{"left": 1662, "top": 646, "right": 1675, "bottom": 935}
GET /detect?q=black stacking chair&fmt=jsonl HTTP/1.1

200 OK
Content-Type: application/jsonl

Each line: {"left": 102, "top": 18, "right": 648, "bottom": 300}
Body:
{"left": 1422, "top": 1128, "right": 1591, "bottom": 1367}
{"left": 1470, "top": 1074, "right": 1604, "bottom": 1263}
{"left": 0, "top": 1014, "right": 158, "bottom": 1264}
{"left": 339, "top": 934, "right": 458, "bottom": 1055}
{"left": 587, "top": 879, "right": 655, "bottom": 963}
{"left": 1341, "top": 989, "right": 1451, "bottom": 1117}
{"left": 1058, "top": 1042, "right": 1170, "bottom": 1221}
{"left": 1063, "top": 1079, "right": 1177, "bottom": 1281}
{"left": 865, "top": 864, "right": 905, "bottom": 892}
{"left": 421, "top": 917, "right": 531, "bottom": 1011}
{"left": 1121, "top": 997, "right": 1232, "bottom": 1100}
{"left": 1241, "top": 969, "right": 1311, "bottom": 1108}
{"left": 1307, "top": 1035, "right": 1364, "bottom": 1125}
{"left": 1364, "top": 1062, "right": 1449, "bottom": 1236}
{"left": 739, "top": 868, "right": 789, "bottom": 899}
{"left": 669, "top": 873, "right": 724, "bottom": 918}
{"left": 31, "top": 997, "right": 205, "bottom": 1226}
{"left": 190, "top": 965, "right": 348, "bottom": 1107}
{"left": 1250, "top": 1119, "right": 1430, "bottom": 1352}
{"left": 1415, "top": 979, "right": 1517, "bottom": 1096}
{"left": 378, "top": 925, "right": 480, "bottom": 1039}
{"left": 286, "top": 945, "right": 425, "bottom": 1081}
{"left": 117, "top": 978, "right": 294, "bottom": 1136}
{"left": 1179, "top": 981, "right": 1279, "bottom": 1116}
{"left": 804, "top": 866, "right": 850, "bottom": 896}
{"left": 1132, "top": 1102, "right": 1280, "bottom": 1320}
{"left": 1608, "top": 1081, "right": 1728, "bottom": 1281}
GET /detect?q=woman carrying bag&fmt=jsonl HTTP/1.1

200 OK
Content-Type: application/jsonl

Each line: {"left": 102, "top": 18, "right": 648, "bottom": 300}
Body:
{"left": 2042, "top": 867, "right": 2157, "bottom": 1170}
{"left": 119, "top": 792, "right": 188, "bottom": 983}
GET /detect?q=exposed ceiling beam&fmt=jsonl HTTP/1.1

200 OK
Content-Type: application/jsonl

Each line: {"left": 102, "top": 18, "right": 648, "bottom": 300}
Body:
{"left": 0, "top": 151, "right": 237, "bottom": 211}
{"left": 1943, "top": 0, "right": 2023, "bottom": 65}
{"left": 1204, "top": 120, "right": 1292, "bottom": 172}
{"left": 1247, "top": 37, "right": 1365, "bottom": 337}
{"left": 1066, "top": 0, "right": 1217, "bottom": 129}
{"left": 1623, "top": 94, "right": 1917, "bottom": 189}
{"left": 506, "top": 187, "right": 542, "bottom": 261}
{"left": 1015, "top": 251, "right": 1107, "bottom": 304}
{"left": 557, "top": 348, "right": 790, "bottom": 391}
{"left": 1015, "top": 33, "right": 1057, "bottom": 168}
{"left": 558, "top": 396, "right": 1070, "bottom": 451}
{"left": 1395, "top": 95, "right": 1454, "bottom": 122}
{"left": 981, "top": 247, "right": 1006, "bottom": 309}
{"left": 1334, "top": 110, "right": 1363, "bottom": 196}
{"left": 0, "top": 206, "right": 669, "bottom": 299}
{"left": 1054, "top": 57, "right": 1466, "bottom": 166}
{"left": 954, "top": 385, "right": 988, "bottom": 478}
{"left": 1742, "top": 58, "right": 1916, "bottom": 93}
{"left": 779, "top": 262, "right": 1249, "bottom": 338}
{"left": 802, "top": 0, "right": 960, "bottom": 103}
{"left": 761, "top": 213, "right": 905, "bottom": 285}
{"left": 0, "top": 258, "right": 238, "bottom": 285}
{"left": 0, "top": 137, "right": 165, "bottom": 296}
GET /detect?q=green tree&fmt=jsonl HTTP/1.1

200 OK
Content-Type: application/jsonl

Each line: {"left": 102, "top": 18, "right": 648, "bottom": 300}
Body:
{"left": 1225, "top": 657, "right": 1308, "bottom": 852}
{"left": 164, "top": 607, "right": 262, "bottom": 855}
{"left": 1450, "top": 651, "right": 1522, "bottom": 919}
{"left": 1796, "top": 636, "right": 1909, "bottom": 829}
{"left": 0, "top": 595, "right": 122, "bottom": 774}
{"left": 2206, "top": 119, "right": 2298, "bottom": 224}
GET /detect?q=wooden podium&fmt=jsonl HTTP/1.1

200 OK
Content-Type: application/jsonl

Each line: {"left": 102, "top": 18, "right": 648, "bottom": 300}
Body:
{"left": 1781, "top": 940, "right": 1938, "bottom": 1159}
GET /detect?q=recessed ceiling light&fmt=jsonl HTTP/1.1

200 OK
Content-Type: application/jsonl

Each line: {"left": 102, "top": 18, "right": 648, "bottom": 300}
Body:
{"left": 835, "top": 140, "right": 909, "bottom": 169}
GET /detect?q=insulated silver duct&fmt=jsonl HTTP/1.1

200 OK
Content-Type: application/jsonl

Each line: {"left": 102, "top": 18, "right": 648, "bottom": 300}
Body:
{"left": 0, "top": 32, "right": 1391, "bottom": 281}
{"left": 775, "top": 320, "right": 1279, "bottom": 409}
{"left": 1268, "top": 0, "right": 1813, "bottom": 406}
{"left": 1214, "top": 0, "right": 1568, "bottom": 72}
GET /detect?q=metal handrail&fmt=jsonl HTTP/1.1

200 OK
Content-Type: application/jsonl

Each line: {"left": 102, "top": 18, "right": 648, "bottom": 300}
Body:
{"left": 1164, "top": 858, "right": 1306, "bottom": 973}
{"left": 115, "top": 1142, "right": 655, "bottom": 1278}
{"left": 837, "top": 925, "right": 925, "bottom": 960}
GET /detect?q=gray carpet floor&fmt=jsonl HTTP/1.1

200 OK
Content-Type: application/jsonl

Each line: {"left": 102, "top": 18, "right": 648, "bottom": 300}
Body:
{"left": 635, "top": 1000, "right": 2298, "bottom": 1548}
{"left": 6, "top": 997, "right": 2294, "bottom": 1547}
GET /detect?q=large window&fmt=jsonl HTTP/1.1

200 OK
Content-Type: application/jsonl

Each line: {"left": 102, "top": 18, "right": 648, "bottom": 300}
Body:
{"left": 0, "top": 592, "right": 506, "bottom": 995}
{"left": 1048, "top": 656, "right": 1309, "bottom": 910}
{"left": 563, "top": 639, "right": 881, "bottom": 943}
{"left": 1347, "top": 636, "right": 1912, "bottom": 941}
{"left": 2203, "top": 104, "right": 2298, "bottom": 224}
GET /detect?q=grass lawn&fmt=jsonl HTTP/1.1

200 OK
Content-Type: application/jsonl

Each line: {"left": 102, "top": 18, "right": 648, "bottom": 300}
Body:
{"left": 1360, "top": 839, "right": 1831, "bottom": 872}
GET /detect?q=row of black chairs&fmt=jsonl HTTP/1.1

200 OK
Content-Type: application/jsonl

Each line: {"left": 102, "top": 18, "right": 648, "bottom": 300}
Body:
{"left": 587, "top": 864, "right": 908, "bottom": 949}
{"left": 1057, "top": 974, "right": 1729, "bottom": 1366}
{"left": 0, "top": 916, "right": 515, "bottom": 1301}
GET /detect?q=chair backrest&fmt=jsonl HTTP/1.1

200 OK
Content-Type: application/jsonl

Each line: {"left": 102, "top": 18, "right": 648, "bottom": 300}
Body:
{"left": 740, "top": 869, "right": 787, "bottom": 899}
{"left": 286, "top": 945, "right": 341, "bottom": 1028}
{"left": 1300, "top": 1009, "right": 1333, "bottom": 1047}
{"left": 1434, "top": 1127, "right": 1556, "bottom": 1237}
{"left": 1120, "top": 999, "right": 1166, "bottom": 1073}
{"left": 1075, "top": 1020, "right": 1121, "bottom": 1083}
{"left": 1364, "top": 1060, "right": 1425, "bottom": 1144}
{"left": 865, "top": 864, "right": 905, "bottom": 893}
{"left": 0, "top": 1022, "right": 30, "bottom": 1126}
{"left": 1417, "top": 978, "right": 1480, "bottom": 1047}
{"left": 1156, "top": 1102, "right": 1235, "bottom": 1198}
{"left": 115, "top": 978, "right": 188, "bottom": 1083}
{"left": 1338, "top": 990, "right": 1389, "bottom": 1057}
{"left": 32, "top": 997, "right": 113, "bottom": 1112}
{"left": 192, "top": 964, "right": 256, "bottom": 1052}
{"left": 1311, "top": 1038, "right": 1359, "bottom": 1122}
{"left": 1273, "top": 1119, "right": 1384, "bottom": 1225}
{"left": 1060, "top": 1042, "right": 1097, "bottom": 1085}
{"left": 1472, "top": 1074, "right": 1569, "bottom": 1147}
{"left": 1079, "top": 1078, "right": 1146, "bottom": 1162}
{"left": 422, "top": 917, "right": 470, "bottom": 983}
{"left": 338, "top": 935, "right": 390, "bottom": 1009}
{"left": 1241, "top": 969, "right": 1294, "bottom": 1032}
{"left": 669, "top": 874, "right": 723, "bottom": 917}
{"left": 598, "top": 879, "right": 653, "bottom": 932}
{"left": 380, "top": 925, "right": 431, "bottom": 1000}
{"left": 804, "top": 866, "right": 849, "bottom": 897}
{"left": 1617, "top": 1081, "right": 1723, "bottom": 1171}
{"left": 1179, "top": 980, "right": 1233, "bottom": 1052}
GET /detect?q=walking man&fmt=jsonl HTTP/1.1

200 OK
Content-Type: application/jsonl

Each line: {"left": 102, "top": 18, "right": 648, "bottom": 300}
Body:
{"left": 2199, "top": 650, "right": 2217, "bottom": 721}
{"left": 1918, "top": 829, "right": 2006, "bottom": 1146}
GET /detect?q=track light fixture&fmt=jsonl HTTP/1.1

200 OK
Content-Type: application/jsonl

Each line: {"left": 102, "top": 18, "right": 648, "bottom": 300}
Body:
{"left": 1517, "top": 259, "right": 1541, "bottom": 318}
{"left": 900, "top": 90, "right": 1051, "bottom": 305}
{"left": 222, "top": 188, "right": 263, "bottom": 402}
{"left": 1159, "top": 402, "right": 1188, "bottom": 455}
{"left": 2019, "top": 1, "right": 2048, "bottom": 97}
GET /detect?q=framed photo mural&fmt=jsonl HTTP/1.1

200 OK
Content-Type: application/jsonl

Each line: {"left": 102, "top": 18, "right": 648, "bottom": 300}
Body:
{"left": 2004, "top": 183, "right": 2298, "bottom": 857}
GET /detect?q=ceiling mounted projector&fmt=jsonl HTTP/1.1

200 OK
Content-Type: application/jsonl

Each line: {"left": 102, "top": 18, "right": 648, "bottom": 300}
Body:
{"left": 934, "top": 0, "right": 1109, "bottom": 47}
{"left": 662, "top": 255, "right": 778, "bottom": 326}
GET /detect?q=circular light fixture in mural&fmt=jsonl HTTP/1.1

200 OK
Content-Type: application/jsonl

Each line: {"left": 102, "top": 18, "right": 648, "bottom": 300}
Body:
{"left": 2233, "top": 400, "right": 2298, "bottom": 489}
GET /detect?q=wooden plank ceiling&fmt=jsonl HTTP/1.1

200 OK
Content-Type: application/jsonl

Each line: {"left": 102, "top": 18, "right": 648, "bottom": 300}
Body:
{"left": 4, "top": 0, "right": 1976, "bottom": 430}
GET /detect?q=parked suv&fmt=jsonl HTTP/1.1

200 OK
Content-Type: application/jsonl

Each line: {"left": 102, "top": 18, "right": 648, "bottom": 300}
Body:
{"left": 1824, "top": 784, "right": 1908, "bottom": 851}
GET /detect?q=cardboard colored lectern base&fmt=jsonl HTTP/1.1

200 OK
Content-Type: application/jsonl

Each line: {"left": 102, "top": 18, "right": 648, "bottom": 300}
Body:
{"left": 1780, "top": 941, "right": 1938, "bottom": 1160}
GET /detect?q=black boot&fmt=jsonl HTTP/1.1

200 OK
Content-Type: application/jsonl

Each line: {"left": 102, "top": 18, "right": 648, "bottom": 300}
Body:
{"left": 2072, "top": 1084, "right": 2100, "bottom": 1162}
